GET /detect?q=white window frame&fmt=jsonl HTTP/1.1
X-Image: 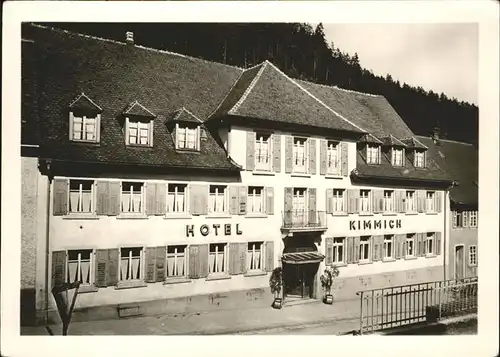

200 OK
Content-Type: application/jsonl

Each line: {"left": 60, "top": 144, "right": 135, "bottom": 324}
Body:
{"left": 119, "top": 247, "right": 145, "bottom": 282}
{"left": 332, "top": 238, "right": 345, "bottom": 264}
{"left": 425, "top": 233, "right": 435, "bottom": 256}
{"left": 405, "top": 234, "right": 415, "bottom": 258}
{"left": 360, "top": 190, "right": 371, "bottom": 213}
{"left": 469, "top": 211, "right": 478, "bottom": 228}
{"left": 327, "top": 140, "right": 341, "bottom": 175}
{"left": 166, "top": 245, "right": 188, "bottom": 279}
{"left": 292, "top": 188, "right": 308, "bottom": 226}
{"left": 68, "top": 179, "right": 95, "bottom": 214}
{"left": 383, "top": 235, "right": 394, "bottom": 260}
{"left": 209, "top": 185, "right": 229, "bottom": 214}
{"left": 247, "top": 241, "right": 265, "bottom": 272}
{"left": 359, "top": 236, "right": 371, "bottom": 262}
{"left": 176, "top": 123, "right": 200, "bottom": 151}
{"left": 255, "top": 132, "right": 272, "bottom": 171}
{"left": 366, "top": 144, "right": 380, "bottom": 164}
{"left": 120, "top": 181, "right": 145, "bottom": 214}
{"left": 468, "top": 245, "right": 477, "bottom": 266}
{"left": 248, "top": 186, "right": 265, "bottom": 214}
{"left": 292, "top": 137, "right": 308, "bottom": 174}
{"left": 66, "top": 249, "right": 94, "bottom": 286}
{"left": 332, "top": 189, "right": 345, "bottom": 213}
{"left": 383, "top": 190, "right": 394, "bottom": 212}
{"left": 167, "top": 183, "right": 188, "bottom": 214}
{"left": 406, "top": 191, "right": 416, "bottom": 212}
{"left": 125, "top": 117, "right": 153, "bottom": 147}
{"left": 414, "top": 150, "right": 425, "bottom": 168}
{"left": 391, "top": 148, "right": 404, "bottom": 166}
{"left": 426, "top": 191, "right": 436, "bottom": 212}
{"left": 208, "top": 243, "right": 229, "bottom": 276}
{"left": 70, "top": 112, "right": 100, "bottom": 143}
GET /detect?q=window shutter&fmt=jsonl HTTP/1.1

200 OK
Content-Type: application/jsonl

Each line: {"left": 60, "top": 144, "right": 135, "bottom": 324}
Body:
{"left": 155, "top": 183, "right": 166, "bottom": 215}
{"left": 284, "top": 187, "right": 293, "bottom": 212}
{"left": 229, "top": 243, "right": 240, "bottom": 275}
{"left": 417, "top": 190, "right": 425, "bottom": 213}
{"left": 463, "top": 212, "right": 469, "bottom": 227}
{"left": 229, "top": 186, "right": 239, "bottom": 215}
{"left": 155, "top": 246, "right": 166, "bottom": 282}
{"left": 96, "top": 181, "right": 110, "bottom": 216}
{"left": 407, "top": 149, "right": 415, "bottom": 167}
{"left": 51, "top": 250, "right": 67, "bottom": 288}
{"left": 266, "top": 187, "right": 274, "bottom": 215}
{"left": 145, "top": 247, "right": 157, "bottom": 283}
{"left": 394, "top": 236, "right": 402, "bottom": 259}
{"left": 397, "top": 190, "right": 406, "bottom": 213}
{"left": 96, "top": 114, "right": 101, "bottom": 143}
{"left": 146, "top": 182, "right": 157, "bottom": 216}
{"left": 421, "top": 233, "right": 428, "bottom": 255}
{"left": 325, "top": 237, "right": 333, "bottom": 265}
{"left": 326, "top": 188, "right": 333, "bottom": 214}
{"left": 190, "top": 184, "right": 208, "bottom": 215}
{"left": 53, "top": 179, "right": 69, "bottom": 216}
{"left": 308, "top": 188, "right": 317, "bottom": 211}
{"left": 341, "top": 142, "right": 349, "bottom": 176}
{"left": 238, "top": 186, "right": 247, "bottom": 215}
{"left": 435, "top": 232, "right": 442, "bottom": 255}
{"left": 95, "top": 249, "right": 108, "bottom": 287}
{"left": 285, "top": 136, "right": 293, "bottom": 173}
{"left": 319, "top": 139, "right": 327, "bottom": 175}
{"left": 373, "top": 189, "right": 383, "bottom": 213}
{"left": 238, "top": 242, "right": 247, "bottom": 274}
{"left": 198, "top": 244, "right": 209, "bottom": 278}
{"left": 373, "top": 235, "right": 383, "bottom": 261}
{"left": 188, "top": 245, "right": 200, "bottom": 279}
{"left": 265, "top": 241, "right": 274, "bottom": 272}
{"left": 105, "top": 181, "right": 119, "bottom": 216}
{"left": 353, "top": 236, "right": 360, "bottom": 263}
{"left": 309, "top": 138, "right": 317, "bottom": 175}
{"left": 347, "top": 189, "right": 359, "bottom": 214}
{"left": 246, "top": 131, "right": 256, "bottom": 171}
{"left": 273, "top": 134, "right": 281, "bottom": 173}
{"left": 435, "top": 192, "right": 442, "bottom": 213}
{"left": 452, "top": 211, "right": 457, "bottom": 228}
{"left": 69, "top": 112, "right": 74, "bottom": 140}
{"left": 346, "top": 237, "right": 353, "bottom": 264}
{"left": 107, "top": 248, "right": 119, "bottom": 286}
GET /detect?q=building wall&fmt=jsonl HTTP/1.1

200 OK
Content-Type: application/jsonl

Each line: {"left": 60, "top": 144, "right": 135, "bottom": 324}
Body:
{"left": 448, "top": 216, "right": 478, "bottom": 280}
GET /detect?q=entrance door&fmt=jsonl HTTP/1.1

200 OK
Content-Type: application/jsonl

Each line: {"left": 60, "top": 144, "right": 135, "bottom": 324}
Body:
{"left": 455, "top": 246, "right": 465, "bottom": 280}
{"left": 283, "top": 263, "right": 315, "bottom": 298}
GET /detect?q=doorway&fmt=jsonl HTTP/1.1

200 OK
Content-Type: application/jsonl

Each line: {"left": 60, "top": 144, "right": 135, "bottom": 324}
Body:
{"left": 283, "top": 263, "right": 316, "bottom": 298}
{"left": 454, "top": 245, "right": 465, "bottom": 280}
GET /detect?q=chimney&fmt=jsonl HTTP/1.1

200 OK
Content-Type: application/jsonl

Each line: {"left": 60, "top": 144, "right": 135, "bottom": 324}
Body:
{"left": 432, "top": 127, "right": 440, "bottom": 144}
{"left": 125, "top": 31, "right": 134, "bottom": 45}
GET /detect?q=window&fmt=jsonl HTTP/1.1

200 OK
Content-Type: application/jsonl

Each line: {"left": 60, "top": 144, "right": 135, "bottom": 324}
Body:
{"left": 292, "top": 188, "right": 307, "bottom": 225}
{"left": 366, "top": 144, "right": 380, "bottom": 164}
{"left": 414, "top": 150, "right": 425, "bottom": 168}
{"left": 383, "top": 190, "right": 394, "bottom": 212}
{"left": 359, "top": 236, "right": 371, "bottom": 262}
{"left": 166, "top": 245, "right": 187, "bottom": 278}
{"left": 67, "top": 249, "right": 93, "bottom": 286}
{"left": 453, "top": 211, "right": 463, "bottom": 228}
{"left": 248, "top": 186, "right": 265, "bottom": 214}
{"left": 425, "top": 233, "right": 435, "bottom": 256}
{"left": 128, "top": 119, "right": 151, "bottom": 146}
{"left": 255, "top": 133, "right": 271, "bottom": 171}
{"left": 391, "top": 148, "right": 404, "bottom": 166}
{"left": 332, "top": 238, "right": 344, "bottom": 263}
{"left": 332, "top": 189, "right": 345, "bottom": 213}
{"left": 209, "top": 185, "right": 228, "bottom": 213}
{"left": 209, "top": 243, "right": 228, "bottom": 275}
{"left": 72, "top": 114, "right": 98, "bottom": 142}
{"left": 426, "top": 191, "right": 435, "bottom": 212}
{"left": 468, "top": 245, "right": 477, "bottom": 266}
{"left": 360, "top": 190, "right": 371, "bottom": 213}
{"left": 120, "top": 247, "right": 143, "bottom": 281}
{"left": 405, "top": 234, "right": 415, "bottom": 257}
{"left": 176, "top": 125, "right": 198, "bottom": 150}
{"left": 406, "top": 191, "right": 416, "bottom": 212}
{"left": 69, "top": 180, "right": 94, "bottom": 213}
{"left": 247, "top": 242, "right": 264, "bottom": 271}
{"left": 327, "top": 141, "right": 340, "bottom": 174}
{"left": 121, "top": 182, "right": 144, "bottom": 214}
{"left": 469, "top": 211, "right": 478, "bottom": 227}
{"left": 293, "top": 137, "right": 308, "bottom": 173}
{"left": 383, "top": 235, "right": 394, "bottom": 259}
{"left": 167, "top": 183, "right": 187, "bottom": 213}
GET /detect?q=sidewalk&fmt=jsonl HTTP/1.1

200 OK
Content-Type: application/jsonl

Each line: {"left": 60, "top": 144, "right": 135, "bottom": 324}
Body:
{"left": 21, "top": 298, "right": 361, "bottom": 336}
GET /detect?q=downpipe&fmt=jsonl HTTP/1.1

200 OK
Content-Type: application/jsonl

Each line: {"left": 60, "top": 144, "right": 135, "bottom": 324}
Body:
{"left": 44, "top": 160, "right": 53, "bottom": 325}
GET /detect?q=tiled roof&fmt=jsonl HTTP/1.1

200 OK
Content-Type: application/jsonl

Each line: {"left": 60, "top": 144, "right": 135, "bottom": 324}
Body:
{"left": 123, "top": 100, "right": 155, "bottom": 117}
{"left": 69, "top": 93, "right": 103, "bottom": 113}
{"left": 21, "top": 39, "right": 40, "bottom": 145}
{"left": 358, "top": 133, "right": 383, "bottom": 144}
{"left": 417, "top": 136, "right": 478, "bottom": 206}
{"left": 167, "top": 107, "right": 203, "bottom": 124}
{"left": 401, "top": 136, "right": 428, "bottom": 150}
{"left": 380, "top": 134, "right": 407, "bottom": 147}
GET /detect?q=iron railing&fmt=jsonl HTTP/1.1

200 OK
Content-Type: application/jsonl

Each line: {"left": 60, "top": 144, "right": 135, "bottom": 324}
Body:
{"left": 356, "top": 277, "right": 478, "bottom": 334}
{"left": 281, "top": 210, "right": 327, "bottom": 231}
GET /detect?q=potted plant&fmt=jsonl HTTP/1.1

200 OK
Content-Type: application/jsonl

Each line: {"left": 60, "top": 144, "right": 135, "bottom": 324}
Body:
{"left": 269, "top": 267, "right": 283, "bottom": 309}
{"left": 320, "top": 264, "right": 340, "bottom": 305}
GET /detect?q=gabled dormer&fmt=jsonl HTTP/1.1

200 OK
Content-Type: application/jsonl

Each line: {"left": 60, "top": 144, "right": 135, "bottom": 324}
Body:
{"left": 167, "top": 107, "right": 205, "bottom": 151}
{"left": 402, "top": 136, "right": 428, "bottom": 168}
{"left": 122, "top": 100, "right": 156, "bottom": 147}
{"left": 358, "top": 134, "right": 382, "bottom": 165}
{"left": 380, "top": 134, "right": 407, "bottom": 167}
{"left": 68, "top": 93, "right": 103, "bottom": 143}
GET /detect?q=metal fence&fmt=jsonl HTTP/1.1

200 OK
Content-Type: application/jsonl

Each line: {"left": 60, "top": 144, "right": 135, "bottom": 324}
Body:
{"left": 281, "top": 210, "right": 327, "bottom": 230}
{"left": 356, "top": 277, "right": 478, "bottom": 334}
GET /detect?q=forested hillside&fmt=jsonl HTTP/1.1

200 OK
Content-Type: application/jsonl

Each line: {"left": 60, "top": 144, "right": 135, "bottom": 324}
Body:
{"left": 41, "top": 22, "right": 479, "bottom": 145}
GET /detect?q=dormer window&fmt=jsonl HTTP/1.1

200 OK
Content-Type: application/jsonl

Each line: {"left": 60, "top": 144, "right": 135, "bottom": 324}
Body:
{"left": 68, "top": 93, "right": 102, "bottom": 143}
{"left": 366, "top": 144, "right": 381, "bottom": 164}
{"left": 391, "top": 147, "right": 404, "bottom": 166}
{"left": 401, "top": 137, "right": 428, "bottom": 169}
{"left": 176, "top": 123, "right": 200, "bottom": 150}
{"left": 414, "top": 150, "right": 425, "bottom": 168}
{"left": 123, "top": 101, "right": 156, "bottom": 147}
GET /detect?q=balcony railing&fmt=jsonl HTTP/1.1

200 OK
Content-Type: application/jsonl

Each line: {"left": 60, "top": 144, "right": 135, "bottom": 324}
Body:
{"left": 281, "top": 210, "right": 327, "bottom": 231}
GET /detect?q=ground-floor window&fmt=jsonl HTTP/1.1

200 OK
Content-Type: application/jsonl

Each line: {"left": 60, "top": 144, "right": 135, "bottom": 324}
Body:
{"left": 166, "top": 245, "right": 187, "bottom": 278}
{"left": 247, "top": 242, "right": 264, "bottom": 271}
{"left": 383, "top": 235, "right": 394, "bottom": 259}
{"left": 120, "top": 247, "right": 144, "bottom": 281}
{"left": 209, "top": 243, "right": 228, "bottom": 275}
{"left": 468, "top": 245, "right": 477, "bottom": 266}
{"left": 67, "top": 249, "right": 93, "bottom": 286}
{"left": 405, "top": 234, "right": 415, "bottom": 257}
{"left": 359, "top": 236, "right": 371, "bottom": 262}
{"left": 332, "top": 238, "right": 344, "bottom": 263}
{"left": 425, "top": 233, "right": 435, "bottom": 256}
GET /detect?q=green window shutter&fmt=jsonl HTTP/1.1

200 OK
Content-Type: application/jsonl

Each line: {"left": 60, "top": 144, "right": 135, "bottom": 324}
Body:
{"left": 51, "top": 250, "right": 67, "bottom": 288}
{"left": 145, "top": 247, "right": 157, "bottom": 283}
{"left": 273, "top": 134, "right": 281, "bottom": 173}
{"left": 95, "top": 249, "right": 108, "bottom": 287}
{"left": 238, "top": 242, "right": 247, "bottom": 274}
{"left": 229, "top": 186, "right": 239, "bottom": 215}
{"left": 326, "top": 188, "right": 333, "bottom": 214}
{"left": 435, "top": 232, "right": 442, "bottom": 255}
{"left": 198, "top": 244, "right": 209, "bottom": 278}
{"left": 53, "top": 179, "right": 69, "bottom": 216}
{"left": 96, "top": 181, "right": 110, "bottom": 216}
{"left": 325, "top": 238, "right": 333, "bottom": 265}
{"left": 266, "top": 187, "right": 274, "bottom": 215}
{"left": 146, "top": 182, "right": 157, "bottom": 216}
{"left": 347, "top": 189, "right": 359, "bottom": 214}
{"left": 319, "top": 139, "right": 327, "bottom": 175}
{"left": 341, "top": 142, "right": 349, "bottom": 177}
{"left": 108, "top": 181, "right": 121, "bottom": 216}
{"left": 265, "top": 241, "right": 274, "bottom": 272}
{"left": 309, "top": 138, "right": 317, "bottom": 175}
{"left": 155, "top": 246, "right": 166, "bottom": 282}
{"left": 155, "top": 183, "right": 166, "bottom": 215}
{"left": 285, "top": 136, "right": 293, "bottom": 173}
{"left": 435, "top": 192, "right": 442, "bottom": 213}
{"left": 188, "top": 245, "right": 199, "bottom": 279}
{"left": 238, "top": 186, "right": 247, "bottom": 215}
{"left": 353, "top": 236, "right": 360, "bottom": 263}
{"left": 107, "top": 248, "right": 119, "bottom": 286}
{"left": 246, "top": 131, "right": 256, "bottom": 171}
{"left": 229, "top": 243, "right": 240, "bottom": 275}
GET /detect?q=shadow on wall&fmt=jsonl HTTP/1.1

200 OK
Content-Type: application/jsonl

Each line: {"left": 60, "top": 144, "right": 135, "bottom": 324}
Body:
{"left": 20, "top": 288, "right": 37, "bottom": 326}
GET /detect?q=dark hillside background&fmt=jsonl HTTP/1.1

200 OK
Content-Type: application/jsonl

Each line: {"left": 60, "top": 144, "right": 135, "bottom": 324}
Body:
{"left": 38, "top": 22, "right": 479, "bottom": 145}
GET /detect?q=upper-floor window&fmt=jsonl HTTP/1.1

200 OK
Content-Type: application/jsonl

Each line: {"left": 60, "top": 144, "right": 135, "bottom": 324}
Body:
{"left": 327, "top": 141, "right": 341, "bottom": 174}
{"left": 332, "top": 189, "right": 345, "bottom": 213}
{"left": 426, "top": 191, "right": 435, "bottom": 212}
{"left": 405, "top": 234, "right": 415, "bottom": 257}
{"left": 332, "top": 238, "right": 345, "bottom": 264}
{"left": 71, "top": 114, "right": 100, "bottom": 142}
{"left": 121, "top": 182, "right": 144, "bottom": 214}
{"left": 359, "top": 236, "right": 371, "bottom": 262}
{"left": 176, "top": 124, "right": 199, "bottom": 150}
{"left": 383, "top": 190, "right": 394, "bottom": 212}
{"left": 69, "top": 179, "right": 94, "bottom": 214}
{"left": 255, "top": 133, "right": 272, "bottom": 171}
{"left": 167, "top": 183, "right": 187, "bottom": 213}
{"left": 406, "top": 191, "right": 416, "bottom": 212}
{"left": 67, "top": 249, "right": 93, "bottom": 286}
{"left": 293, "top": 137, "right": 308, "bottom": 173}
{"left": 414, "top": 150, "right": 425, "bottom": 168}
{"left": 166, "top": 245, "right": 187, "bottom": 278}
{"left": 468, "top": 245, "right": 477, "bottom": 266}
{"left": 391, "top": 148, "right": 404, "bottom": 166}
{"left": 126, "top": 118, "right": 153, "bottom": 146}
{"left": 360, "top": 190, "right": 371, "bottom": 213}
{"left": 120, "top": 247, "right": 144, "bottom": 282}
{"left": 248, "top": 186, "right": 265, "bottom": 214}
{"left": 292, "top": 188, "right": 307, "bottom": 212}
{"left": 209, "top": 185, "right": 228, "bottom": 213}
{"left": 383, "top": 235, "right": 394, "bottom": 259}
{"left": 209, "top": 243, "right": 228, "bottom": 276}
{"left": 425, "top": 233, "right": 435, "bottom": 256}
{"left": 247, "top": 242, "right": 264, "bottom": 272}
{"left": 469, "top": 211, "right": 478, "bottom": 227}
{"left": 366, "top": 144, "right": 380, "bottom": 164}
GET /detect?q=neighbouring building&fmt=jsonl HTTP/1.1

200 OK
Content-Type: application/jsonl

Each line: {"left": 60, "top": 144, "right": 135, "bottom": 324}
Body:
{"left": 21, "top": 24, "right": 457, "bottom": 326}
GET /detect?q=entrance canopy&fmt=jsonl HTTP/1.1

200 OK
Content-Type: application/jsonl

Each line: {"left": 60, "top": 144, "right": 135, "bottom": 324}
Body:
{"left": 282, "top": 252, "right": 325, "bottom": 265}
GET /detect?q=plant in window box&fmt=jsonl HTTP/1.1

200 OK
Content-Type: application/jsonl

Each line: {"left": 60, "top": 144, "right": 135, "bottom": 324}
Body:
{"left": 320, "top": 264, "right": 340, "bottom": 305}
{"left": 269, "top": 267, "right": 283, "bottom": 309}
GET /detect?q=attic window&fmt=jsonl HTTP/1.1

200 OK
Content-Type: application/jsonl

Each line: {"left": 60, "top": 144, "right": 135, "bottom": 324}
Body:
{"left": 176, "top": 123, "right": 200, "bottom": 151}
{"left": 391, "top": 147, "right": 405, "bottom": 167}
{"left": 68, "top": 93, "right": 102, "bottom": 143}
{"left": 414, "top": 149, "right": 426, "bottom": 168}
{"left": 126, "top": 117, "right": 153, "bottom": 147}
{"left": 366, "top": 144, "right": 381, "bottom": 165}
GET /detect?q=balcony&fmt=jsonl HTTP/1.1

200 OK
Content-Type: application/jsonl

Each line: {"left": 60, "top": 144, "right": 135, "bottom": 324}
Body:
{"left": 281, "top": 210, "right": 327, "bottom": 232}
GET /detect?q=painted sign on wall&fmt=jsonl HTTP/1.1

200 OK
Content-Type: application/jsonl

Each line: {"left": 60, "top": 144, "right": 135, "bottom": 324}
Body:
{"left": 349, "top": 219, "right": 402, "bottom": 231}
{"left": 186, "top": 223, "right": 243, "bottom": 237}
